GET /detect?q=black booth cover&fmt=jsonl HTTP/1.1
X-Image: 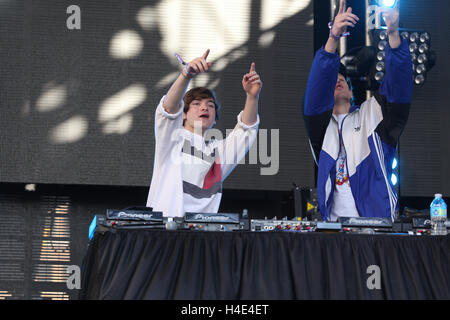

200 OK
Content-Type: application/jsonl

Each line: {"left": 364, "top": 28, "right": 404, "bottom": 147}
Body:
{"left": 79, "top": 230, "right": 450, "bottom": 300}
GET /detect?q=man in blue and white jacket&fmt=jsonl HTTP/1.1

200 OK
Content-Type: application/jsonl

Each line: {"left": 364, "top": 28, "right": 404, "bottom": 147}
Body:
{"left": 303, "top": 1, "right": 412, "bottom": 221}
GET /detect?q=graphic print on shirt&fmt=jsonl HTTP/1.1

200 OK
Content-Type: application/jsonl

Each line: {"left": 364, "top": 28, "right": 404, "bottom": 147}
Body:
{"left": 335, "top": 129, "right": 349, "bottom": 186}
{"left": 181, "top": 139, "right": 222, "bottom": 199}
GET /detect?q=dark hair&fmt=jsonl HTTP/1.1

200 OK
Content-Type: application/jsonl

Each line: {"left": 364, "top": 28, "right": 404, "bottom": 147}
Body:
{"left": 183, "top": 87, "right": 220, "bottom": 120}
{"left": 339, "top": 63, "right": 348, "bottom": 79}
{"left": 338, "top": 63, "right": 355, "bottom": 105}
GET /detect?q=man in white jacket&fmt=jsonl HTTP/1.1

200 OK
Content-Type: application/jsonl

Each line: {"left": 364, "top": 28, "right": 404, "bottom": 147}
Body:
{"left": 147, "top": 49, "right": 262, "bottom": 217}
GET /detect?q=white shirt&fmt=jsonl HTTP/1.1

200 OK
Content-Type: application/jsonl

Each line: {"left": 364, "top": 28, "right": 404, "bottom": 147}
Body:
{"left": 146, "top": 96, "right": 259, "bottom": 217}
{"left": 330, "top": 114, "right": 359, "bottom": 221}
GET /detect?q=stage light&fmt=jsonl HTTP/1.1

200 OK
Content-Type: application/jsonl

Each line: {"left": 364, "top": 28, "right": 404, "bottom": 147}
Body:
{"left": 378, "top": 40, "right": 387, "bottom": 51}
{"left": 418, "top": 43, "right": 428, "bottom": 54}
{"left": 417, "top": 54, "right": 427, "bottom": 64}
{"left": 376, "top": 61, "right": 385, "bottom": 72}
{"left": 391, "top": 158, "right": 398, "bottom": 186}
{"left": 340, "top": 46, "right": 376, "bottom": 80}
{"left": 89, "top": 216, "right": 97, "bottom": 240}
{"left": 391, "top": 157, "right": 399, "bottom": 187}
{"left": 416, "top": 64, "right": 426, "bottom": 74}
{"left": 411, "top": 53, "right": 418, "bottom": 65}
{"left": 409, "top": 43, "right": 418, "bottom": 53}
{"left": 419, "top": 32, "right": 430, "bottom": 43}
{"left": 409, "top": 32, "right": 419, "bottom": 43}
{"left": 392, "top": 158, "right": 398, "bottom": 170}
{"left": 377, "top": 51, "right": 385, "bottom": 61}
{"left": 415, "top": 74, "right": 425, "bottom": 85}
{"left": 374, "top": 72, "right": 384, "bottom": 81}
{"left": 391, "top": 174, "right": 398, "bottom": 186}
{"left": 379, "top": 0, "right": 397, "bottom": 8}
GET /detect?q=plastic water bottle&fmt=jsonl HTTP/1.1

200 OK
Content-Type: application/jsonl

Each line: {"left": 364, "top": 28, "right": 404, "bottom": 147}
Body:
{"left": 430, "top": 194, "right": 447, "bottom": 235}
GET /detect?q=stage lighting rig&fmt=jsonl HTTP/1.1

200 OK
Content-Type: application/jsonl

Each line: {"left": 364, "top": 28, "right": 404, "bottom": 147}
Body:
{"left": 370, "top": 28, "right": 436, "bottom": 86}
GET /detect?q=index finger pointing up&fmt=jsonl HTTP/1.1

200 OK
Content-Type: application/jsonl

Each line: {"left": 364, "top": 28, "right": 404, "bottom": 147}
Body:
{"left": 339, "top": 0, "right": 345, "bottom": 14}
{"left": 250, "top": 62, "right": 255, "bottom": 73}
{"left": 202, "top": 49, "right": 210, "bottom": 60}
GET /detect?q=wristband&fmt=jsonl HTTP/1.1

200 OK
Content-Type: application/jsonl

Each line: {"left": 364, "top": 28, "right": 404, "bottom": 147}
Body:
{"left": 181, "top": 65, "right": 194, "bottom": 79}
{"left": 328, "top": 22, "right": 350, "bottom": 39}
{"left": 329, "top": 27, "right": 340, "bottom": 41}
{"left": 174, "top": 52, "right": 194, "bottom": 79}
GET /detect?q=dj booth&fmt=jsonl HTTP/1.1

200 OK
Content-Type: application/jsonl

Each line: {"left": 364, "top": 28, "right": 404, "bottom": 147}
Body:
{"left": 79, "top": 210, "right": 450, "bottom": 300}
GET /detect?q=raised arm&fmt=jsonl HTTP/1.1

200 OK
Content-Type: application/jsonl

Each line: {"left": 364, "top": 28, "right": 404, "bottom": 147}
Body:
{"left": 373, "top": 2, "right": 413, "bottom": 147}
{"left": 241, "top": 62, "right": 262, "bottom": 125}
{"left": 325, "top": 0, "right": 359, "bottom": 54}
{"left": 381, "top": 2, "right": 401, "bottom": 49}
{"left": 305, "top": 0, "right": 359, "bottom": 117}
{"left": 163, "top": 49, "right": 212, "bottom": 114}
{"left": 218, "top": 62, "right": 262, "bottom": 180}
{"left": 379, "top": 2, "right": 412, "bottom": 104}
{"left": 303, "top": 0, "right": 359, "bottom": 162}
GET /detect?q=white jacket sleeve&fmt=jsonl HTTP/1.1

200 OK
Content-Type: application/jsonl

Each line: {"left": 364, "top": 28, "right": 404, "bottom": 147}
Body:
{"left": 154, "top": 96, "right": 184, "bottom": 165}
{"left": 218, "top": 111, "right": 260, "bottom": 180}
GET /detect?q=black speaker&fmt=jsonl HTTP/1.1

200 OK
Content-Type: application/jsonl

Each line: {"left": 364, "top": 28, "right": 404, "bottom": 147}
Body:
{"left": 292, "top": 186, "right": 320, "bottom": 220}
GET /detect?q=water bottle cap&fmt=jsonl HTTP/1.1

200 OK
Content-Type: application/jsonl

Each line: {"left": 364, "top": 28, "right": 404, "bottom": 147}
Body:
{"left": 435, "top": 193, "right": 442, "bottom": 198}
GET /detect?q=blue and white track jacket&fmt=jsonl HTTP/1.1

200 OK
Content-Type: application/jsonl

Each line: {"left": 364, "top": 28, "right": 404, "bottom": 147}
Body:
{"left": 303, "top": 39, "right": 413, "bottom": 221}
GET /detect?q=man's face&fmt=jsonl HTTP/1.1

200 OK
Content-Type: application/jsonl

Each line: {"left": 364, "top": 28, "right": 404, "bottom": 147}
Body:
{"left": 183, "top": 97, "right": 216, "bottom": 134}
{"left": 334, "top": 74, "right": 353, "bottom": 102}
